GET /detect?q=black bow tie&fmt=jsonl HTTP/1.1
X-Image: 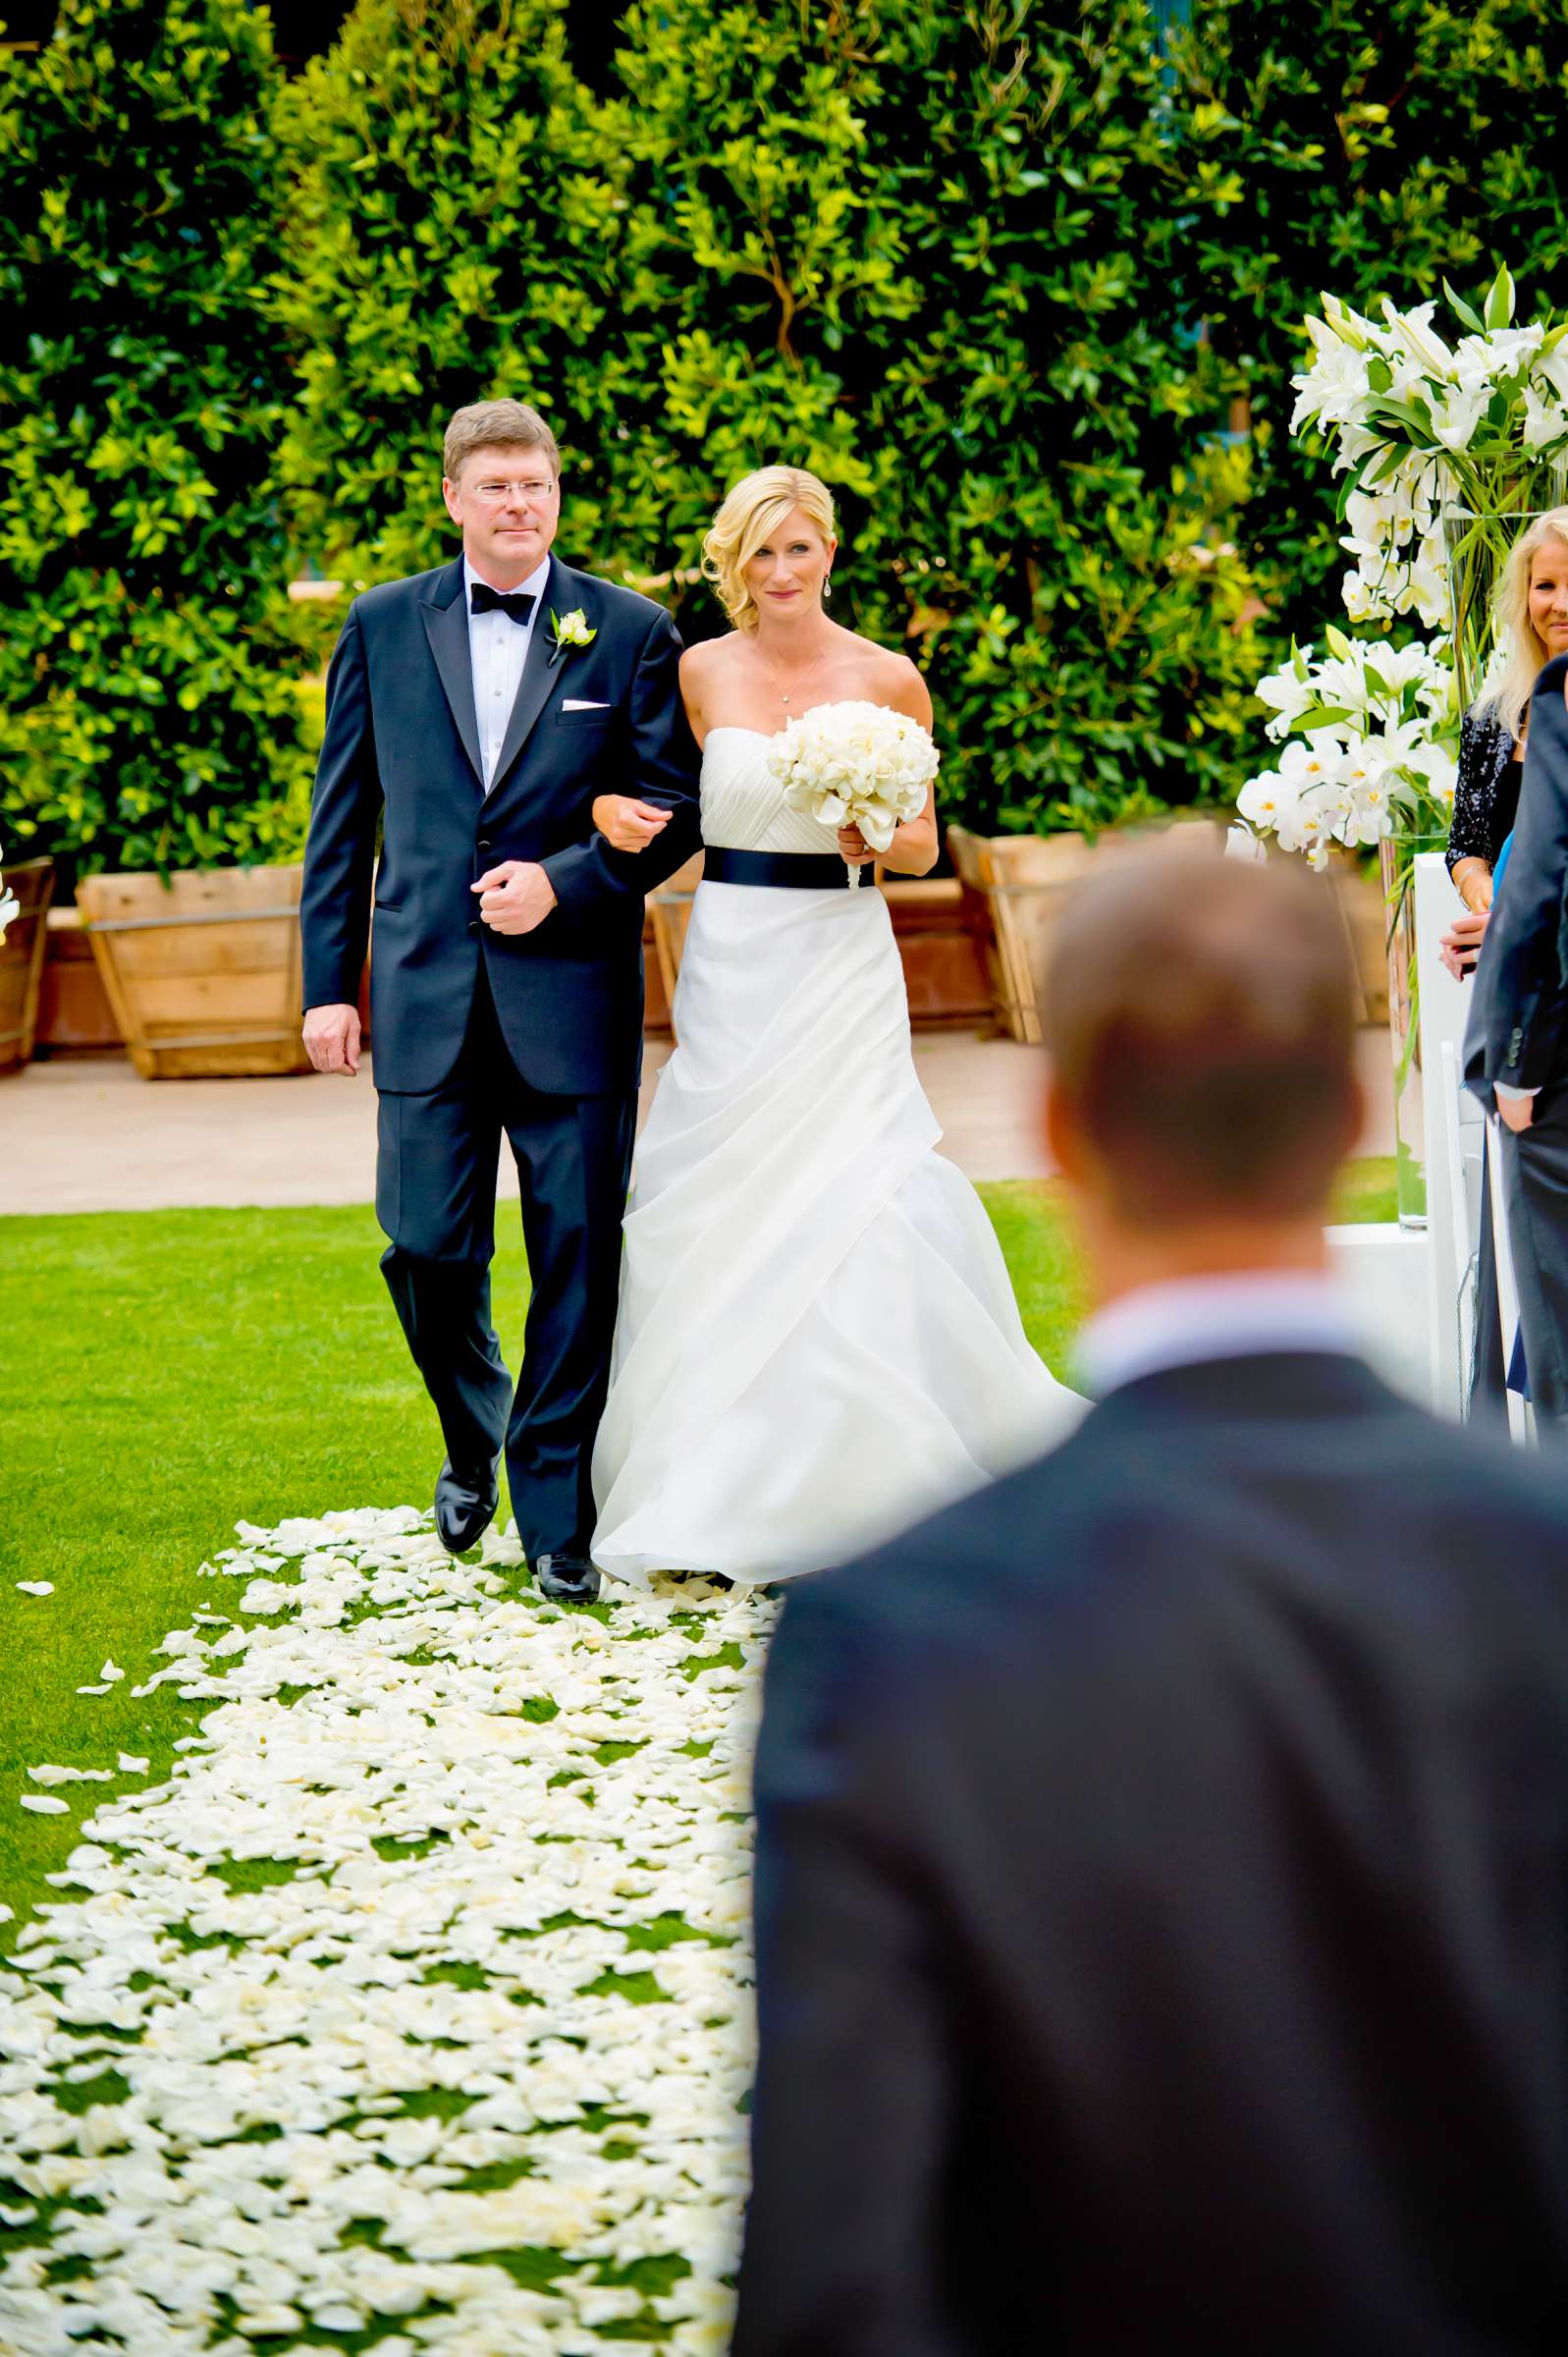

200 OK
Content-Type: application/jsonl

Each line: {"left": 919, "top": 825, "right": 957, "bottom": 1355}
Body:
{"left": 470, "top": 582, "right": 537, "bottom": 625}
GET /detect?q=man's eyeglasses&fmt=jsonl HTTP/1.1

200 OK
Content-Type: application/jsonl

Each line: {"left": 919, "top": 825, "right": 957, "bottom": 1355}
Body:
{"left": 472, "top": 477, "right": 558, "bottom": 506}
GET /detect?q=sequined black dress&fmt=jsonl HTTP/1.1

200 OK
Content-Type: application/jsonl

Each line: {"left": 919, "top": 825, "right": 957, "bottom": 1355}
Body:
{"left": 1446, "top": 703, "right": 1521, "bottom": 877}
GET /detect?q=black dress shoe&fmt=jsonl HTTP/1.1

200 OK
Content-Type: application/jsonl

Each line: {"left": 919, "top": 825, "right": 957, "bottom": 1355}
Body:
{"left": 434, "top": 1454, "right": 500, "bottom": 1555}
{"left": 534, "top": 1552, "right": 601, "bottom": 1605}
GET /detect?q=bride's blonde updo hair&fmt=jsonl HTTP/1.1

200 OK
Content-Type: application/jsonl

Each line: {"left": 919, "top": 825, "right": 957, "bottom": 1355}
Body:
{"left": 701, "top": 465, "right": 837, "bottom": 632}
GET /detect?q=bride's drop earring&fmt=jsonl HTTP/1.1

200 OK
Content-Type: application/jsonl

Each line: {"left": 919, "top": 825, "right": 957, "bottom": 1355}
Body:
{"left": 823, "top": 576, "right": 833, "bottom": 602}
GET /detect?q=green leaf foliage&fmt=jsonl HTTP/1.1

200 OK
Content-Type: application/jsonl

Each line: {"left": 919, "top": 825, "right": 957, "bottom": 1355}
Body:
{"left": 17, "top": 0, "right": 1566, "bottom": 860}
{"left": 0, "top": 0, "right": 307, "bottom": 880}
{"left": 594, "top": 0, "right": 1270, "bottom": 835}
{"left": 278, "top": 0, "right": 1268, "bottom": 836}
{"left": 1166, "top": 0, "right": 1568, "bottom": 634}
{"left": 594, "top": 0, "right": 1264, "bottom": 829}
{"left": 826, "top": 1, "right": 1270, "bottom": 834}
{"left": 273, "top": 0, "right": 631, "bottom": 595}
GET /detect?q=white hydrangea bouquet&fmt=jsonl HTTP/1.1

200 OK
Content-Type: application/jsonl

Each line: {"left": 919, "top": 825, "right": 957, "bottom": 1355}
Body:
{"left": 767, "top": 700, "right": 939, "bottom": 872}
{"left": 1236, "top": 629, "right": 1458, "bottom": 868}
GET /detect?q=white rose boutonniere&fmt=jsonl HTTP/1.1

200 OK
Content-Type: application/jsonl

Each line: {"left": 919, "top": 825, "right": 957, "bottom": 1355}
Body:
{"left": 549, "top": 608, "right": 597, "bottom": 667}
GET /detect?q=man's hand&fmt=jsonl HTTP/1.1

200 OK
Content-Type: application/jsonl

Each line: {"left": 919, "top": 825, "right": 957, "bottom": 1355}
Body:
{"left": 472, "top": 861, "right": 558, "bottom": 935}
{"left": 1498, "top": 1091, "right": 1537, "bottom": 1134}
{"left": 303, "top": 1003, "right": 361, "bottom": 1075}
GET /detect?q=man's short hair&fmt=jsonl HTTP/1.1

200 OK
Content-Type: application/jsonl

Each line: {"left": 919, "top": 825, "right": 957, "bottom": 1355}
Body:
{"left": 1043, "top": 845, "right": 1358, "bottom": 1225}
{"left": 442, "top": 399, "right": 561, "bottom": 484}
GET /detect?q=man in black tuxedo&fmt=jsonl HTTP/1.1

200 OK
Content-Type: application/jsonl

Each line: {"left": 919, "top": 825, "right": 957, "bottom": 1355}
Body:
{"left": 299, "top": 399, "right": 700, "bottom": 1603}
{"left": 1465, "top": 651, "right": 1568, "bottom": 1428}
{"left": 735, "top": 850, "right": 1568, "bottom": 2354}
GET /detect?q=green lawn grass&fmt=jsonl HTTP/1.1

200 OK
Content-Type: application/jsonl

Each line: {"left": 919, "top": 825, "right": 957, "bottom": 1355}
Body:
{"left": 0, "top": 1161, "right": 1395, "bottom": 1934}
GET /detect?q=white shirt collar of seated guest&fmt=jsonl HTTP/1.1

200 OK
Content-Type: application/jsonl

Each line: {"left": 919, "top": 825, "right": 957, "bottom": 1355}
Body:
{"left": 1076, "top": 1271, "right": 1360, "bottom": 1401}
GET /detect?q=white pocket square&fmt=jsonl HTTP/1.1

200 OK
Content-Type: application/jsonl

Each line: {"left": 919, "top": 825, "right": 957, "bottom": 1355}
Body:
{"left": 562, "top": 697, "right": 611, "bottom": 712}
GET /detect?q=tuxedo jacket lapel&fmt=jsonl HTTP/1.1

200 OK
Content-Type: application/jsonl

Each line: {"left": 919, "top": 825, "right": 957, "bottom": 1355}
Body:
{"left": 420, "top": 558, "right": 483, "bottom": 790}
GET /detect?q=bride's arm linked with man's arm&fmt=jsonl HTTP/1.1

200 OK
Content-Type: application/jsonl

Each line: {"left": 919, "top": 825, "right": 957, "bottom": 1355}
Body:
{"left": 473, "top": 602, "right": 700, "bottom": 936}
{"left": 528, "top": 601, "right": 701, "bottom": 909}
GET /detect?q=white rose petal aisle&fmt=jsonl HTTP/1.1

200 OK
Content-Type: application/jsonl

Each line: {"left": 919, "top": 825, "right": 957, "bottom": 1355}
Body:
{"left": 0, "top": 1510, "right": 779, "bottom": 2355}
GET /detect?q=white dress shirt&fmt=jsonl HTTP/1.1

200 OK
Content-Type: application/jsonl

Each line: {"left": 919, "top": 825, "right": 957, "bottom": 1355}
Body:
{"left": 1075, "top": 1270, "right": 1360, "bottom": 1400}
{"left": 464, "top": 554, "right": 551, "bottom": 789}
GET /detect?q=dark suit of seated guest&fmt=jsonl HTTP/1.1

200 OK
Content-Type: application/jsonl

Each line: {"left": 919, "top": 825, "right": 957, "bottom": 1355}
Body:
{"left": 733, "top": 849, "right": 1568, "bottom": 2357}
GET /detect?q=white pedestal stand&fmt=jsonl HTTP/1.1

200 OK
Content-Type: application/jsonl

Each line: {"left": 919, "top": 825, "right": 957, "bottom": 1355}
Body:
{"left": 1315, "top": 851, "right": 1475, "bottom": 1415}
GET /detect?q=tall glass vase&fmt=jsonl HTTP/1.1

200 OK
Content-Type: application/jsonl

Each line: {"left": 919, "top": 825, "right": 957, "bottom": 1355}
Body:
{"left": 1441, "top": 459, "right": 1568, "bottom": 710}
{"left": 1379, "top": 831, "right": 1450, "bottom": 1231}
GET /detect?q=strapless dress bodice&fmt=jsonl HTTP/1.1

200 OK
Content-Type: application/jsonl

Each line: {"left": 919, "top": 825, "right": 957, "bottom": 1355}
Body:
{"left": 699, "top": 726, "right": 846, "bottom": 855}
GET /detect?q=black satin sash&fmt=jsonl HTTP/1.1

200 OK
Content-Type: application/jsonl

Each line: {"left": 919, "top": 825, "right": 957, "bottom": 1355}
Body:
{"left": 704, "top": 848, "right": 854, "bottom": 890}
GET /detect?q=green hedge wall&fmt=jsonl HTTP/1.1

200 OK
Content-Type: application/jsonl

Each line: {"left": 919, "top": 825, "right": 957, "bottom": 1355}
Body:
{"left": 277, "top": 0, "right": 1271, "bottom": 838}
{"left": 1169, "top": 0, "right": 1568, "bottom": 632}
{"left": 4, "top": 0, "right": 1565, "bottom": 873}
{"left": 274, "top": 0, "right": 627, "bottom": 589}
{"left": 0, "top": 0, "right": 306, "bottom": 882}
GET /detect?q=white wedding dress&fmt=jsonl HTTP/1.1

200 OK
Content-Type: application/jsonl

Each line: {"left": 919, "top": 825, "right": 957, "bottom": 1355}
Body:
{"left": 590, "top": 716, "right": 1082, "bottom": 1586}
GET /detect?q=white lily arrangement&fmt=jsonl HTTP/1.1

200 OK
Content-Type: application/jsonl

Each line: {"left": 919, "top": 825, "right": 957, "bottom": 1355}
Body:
{"left": 1236, "top": 630, "right": 1458, "bottom": 867}
{"left": 0, "top": 835, "right": 17, "bottom": 942}
{"left": 1291, "top": 267, "right": 1568, "bottom": 633}
{"left": 1238, "top": 266, "right": 1564, "bottom": 866}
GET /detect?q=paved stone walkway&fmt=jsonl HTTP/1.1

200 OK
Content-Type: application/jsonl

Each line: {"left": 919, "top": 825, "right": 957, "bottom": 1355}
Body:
{"left": 0, "top": 1032, "right": 1396, "bottom": 1216}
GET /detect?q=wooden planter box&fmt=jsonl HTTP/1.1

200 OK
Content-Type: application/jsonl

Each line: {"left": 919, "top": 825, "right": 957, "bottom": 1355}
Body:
{"left": 77, "top": 864, "right": 313, "bottom": 1079}
{"left": 36, "top": 905, "right": 125, "bottom": 1055}
{"left": 642, "top": 904, "right": 674, "bottom": 1034}
{"left": 948, "top": 820, "right": 1222, "bottom": 1044}
{"left": 883, "top": 875, "right": 990, "bottom": 1026}
{"left": 0, "top": 858, "right": 56, "bottom": 1077}
{"left": 646, "top": 856, "right": 705, "bottom": 1033}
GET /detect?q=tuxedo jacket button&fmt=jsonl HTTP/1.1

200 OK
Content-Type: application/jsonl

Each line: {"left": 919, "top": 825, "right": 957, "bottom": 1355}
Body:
{"left": 477, "top": 837, "right": 491, "bottom": 850}
{"left": 468, "top": 919, "right": 479, "bottom": 933}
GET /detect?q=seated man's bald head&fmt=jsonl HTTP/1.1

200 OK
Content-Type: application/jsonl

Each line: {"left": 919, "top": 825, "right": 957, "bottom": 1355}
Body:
{"left": 1043, "top": 847, "right": 1360, "bottom": 1233}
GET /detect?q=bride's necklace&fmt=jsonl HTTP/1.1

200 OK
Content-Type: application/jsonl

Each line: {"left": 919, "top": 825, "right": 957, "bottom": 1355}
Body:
{"left": 757, "top": 634, "right": 830, "bottom": 711}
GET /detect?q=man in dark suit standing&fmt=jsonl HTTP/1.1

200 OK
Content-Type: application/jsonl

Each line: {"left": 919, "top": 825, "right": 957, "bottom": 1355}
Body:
{"left": 299, "top": 399, "right": 700, "bottom": 1603}
{"left": 1466, "top": 651, "right": 1568, "bottom": 1427}
{"left": 735, "top": 850, "right": 1568, "bottom": 2355}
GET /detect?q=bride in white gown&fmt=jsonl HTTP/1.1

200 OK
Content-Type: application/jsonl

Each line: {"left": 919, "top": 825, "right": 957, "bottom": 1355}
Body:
{"left": 588, "top": 466, "right": 1081, "bottom": 1586}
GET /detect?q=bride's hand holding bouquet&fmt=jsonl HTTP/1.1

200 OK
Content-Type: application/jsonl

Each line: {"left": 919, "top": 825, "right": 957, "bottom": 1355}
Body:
{"left": 768, "top": 699, "right": 941, "bottom": 880}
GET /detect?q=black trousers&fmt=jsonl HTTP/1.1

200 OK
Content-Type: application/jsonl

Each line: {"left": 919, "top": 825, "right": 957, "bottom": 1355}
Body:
{"left": 1500, "top": 1081, "right": 1568, "bottom": 1432}
{"left": 375, "top": 968, "right": 636, "bottom": 1560}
